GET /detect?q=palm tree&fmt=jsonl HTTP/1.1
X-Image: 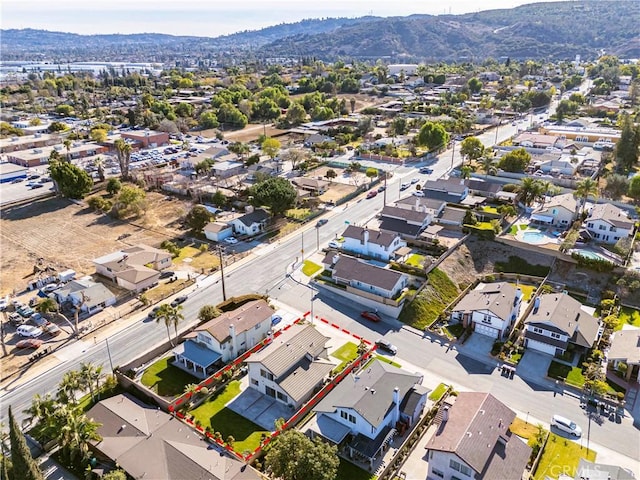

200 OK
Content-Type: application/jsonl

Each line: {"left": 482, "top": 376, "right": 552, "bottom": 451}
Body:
{"left": 57, "top": 370, "right": 82, "bottom": 406}
{"left": 517, "top": 178, "right": 544, "bottom": 207}
{"left": 114, "top": 139, "right": 132, "bottom": 180}
{"left": 574, "top": 178, "right": 598, "bottom": 216}
{"left": 63, "top": 139, "right": 72, "bottom": 162}
{"left": 155, "top": 304, "right": 184, "bottom": 346}
{"left": 36, "top": 298, "right": 58, "bottom": 319}
{"left": 481, "top": 156, "right": 494, "bottom": 178}
{"left": 23, "top": 393, "right": 56, "bottom": 427}
{"left": 56, "top": 410, "right": 102, "bottom": 463}
{"left": 94, "top": 157, "right": 105, "bottom": 182}
{"left": 79, "top": 362, "right": 103, "bottom": 402}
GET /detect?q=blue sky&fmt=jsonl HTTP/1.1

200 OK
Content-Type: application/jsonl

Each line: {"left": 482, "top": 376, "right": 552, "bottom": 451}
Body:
{"left": 1, "top": 0, "right": 567, "bottom": 37}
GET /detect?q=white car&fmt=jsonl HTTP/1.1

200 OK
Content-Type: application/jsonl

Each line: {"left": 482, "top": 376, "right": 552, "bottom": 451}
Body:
{"left": 224, "top": 237, "right": 238, "bottom": 245}
{"left": 412, "top": 190, "right": 425, "bottom": 197}
{"left": 551, "top": 415, "right": 582, "bottom": 437}
{"left": 328, "top": 240, "right": 341, "bottom": 249}
{"left": 16, "top": 325, "right": 44, "bottom": 338}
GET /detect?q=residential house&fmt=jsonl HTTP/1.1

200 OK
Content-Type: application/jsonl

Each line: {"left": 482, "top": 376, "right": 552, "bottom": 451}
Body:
{"left": 229, "top": 208, "right": 270, "bottom": 237}
{"left": 538, "top": 124, "right": 621, "bottom": 145}
{"left": 245, "top": 323, "right": 335, "bottom": 409}
{"left": 173, "top": 299, "right": 275, "bottom": 379}
{"left": 422, "top": 179, "right": 469, "bottom": 204}
{"left": 341, "top": 225, "right": 406, "bottom": 261}
{"left": 87, "top": 393, "right": 261, "bottom": 480}
{"left": 6, "top": 142, "right": 109, "bottom": 168}
{"left": 536, "top": 155, "right": 582, "bottom": 176}
{"left": 291, "top": 177, "right": 329, "bottom": 195}
{"left": 53, "top": 278, "right": 116, "bottom": 315}
{"left": 512, "top": 132, "right": 560, "bottom": 149}
{"left": 585, "top": 203, "right": 635, "bottom": 244}
{"left": 425, "top": 392, "right": 531, "bottom": 480}
{"left": 451, "top": 282, "right": 523, "bottom": 339}
{"left": 607, "top": 329, "right": 640, "bottom": 386}
{"left": 211, "top": 160, "right": 244, "bottom": 179}
{"left": 304, "top": 133, "right": 334, "bottom": 148}
{"left": 204, "top": 221, "right": 234, "bottom": 243}
{"left": 378, "top": 205, "right": 434, "bottom": 238}
{"left": 438, "top": 207, "right": 467, "bottom": 227}
{"left": 309, "top": 360, "right": 427, "bottom": 467}
{"left": 464, "top": 179, "right": 503, "bottom": 199}
{"left": 572, "top": 459, "right": 637, "bottom": 480}
{"left": 523, "top": 293, "right": 601, "bottom": 356}
{"left": 530, "top": 193, "right": 577, "bottom": 228}
{"left": 322, "top": 253, "right": 408, "bottom": 301}
{"left": 93, "top": 244, "right": 172, "bottom": 292}
{"left": 395, "top": 197, "right": 447, "bottom": 216}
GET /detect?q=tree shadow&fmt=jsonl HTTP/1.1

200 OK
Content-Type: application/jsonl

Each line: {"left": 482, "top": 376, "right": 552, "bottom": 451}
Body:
{"left": 1, "top": 197, "right": 71, "bottom": 221}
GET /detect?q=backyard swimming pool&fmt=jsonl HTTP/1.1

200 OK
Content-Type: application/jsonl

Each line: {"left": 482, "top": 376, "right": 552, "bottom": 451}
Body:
{"left": 574, "top": 250, "right": 611, "bottom": 262}
{"left": 521, "top": 230, "right": 555, "bottom": 245}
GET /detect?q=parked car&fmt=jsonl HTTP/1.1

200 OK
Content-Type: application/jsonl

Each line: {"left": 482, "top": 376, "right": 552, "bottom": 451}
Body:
{"left": 147, "top": 305, "right": 162, "bottom": 319}
{"left": 28, "top": 174, "right": 41, "bottom": 180}
{"left": 328, "top": 240, "right": 342, "bottom": 249}
{"left": 16, "top": 339, "right": 43, "bottom": 349}
{"left": 171, "top": 296, "right": 188, "bottom": 307}
{"left": 366, "top": 190, "right": 378, "bottom": 199}
{"left": 42, "top": 283, "right": 60, "bottom": 293}
{"left": 551, "top": 415, "right": 582, "bottom": 437}
{"left": 30, "top": 313, "right": 48, "bottom": 327}
{"left": 400, "top": 182, "right": 410, "bottom": 190}
{"left": 271, "top": 315, "right": 283, "bottom": 326}
{"left": 411, "top": 177, "right": 420, "bottom": 184}
{"left": 11, "top": 178, "right": 25, "bottom": 184}
{"left": 419, "top": 167, "right": 433, "bottom": 174}
{"left": 159, "top": 270, "right": 175, "bottom": 279}
{"left": 361, "top": 311, "right": 382, "bottom": 323}
{"left": 17, "top": 306, "right": 35, "bottom": 318}
{"left": 16, "top": 325, "right": 43, "bottom": 338}
{"left": 224, "top": 237, "right": 238, "bottom": 245}
{"left": 377, "top": 185, "right": 387, "bottom": 192}
{"left": 31, "top": 184, "right": 45, "bottom": 189}
{"left": 316, "top": 219, "right": 328, "bottom": 227}
{"left": 412, "top": 190, "right": 425, "bottom": 197}
{"left": 9, "top": 313, "right": 27, "bottom": 326}
{"left": 44, "top": 323, "right": 62, "bottom": 336}
{"left": 375, "top": 339, "right": 398, "bottom": 355}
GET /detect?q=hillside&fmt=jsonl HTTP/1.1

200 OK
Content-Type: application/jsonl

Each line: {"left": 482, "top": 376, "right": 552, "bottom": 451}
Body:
{"left": 2, "top": 1, "right": 638, "bottom": 62}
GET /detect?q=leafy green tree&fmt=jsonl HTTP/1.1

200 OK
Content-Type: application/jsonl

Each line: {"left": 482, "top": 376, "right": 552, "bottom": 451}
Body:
{"left": 217, "top": 104, "right": 248, "bottom": 128}
{"left": 199, "top": 111, "right": 219, "bottom": 129}
{"left": 265, "top": 430, "right": 339, "bottom": 480}
{"left": 101, "top": 471, "right": 127, "bottom": 480}
{"left": 47, "top": 121, "right": 68, "bottom": 133}
{"left": 56, "top": 408, "right": 101, "bottom": 464}
{"left": 155, "top": 303, "right": 184, "bottom": 346}
{"left": 416, "top": 122, "right": 449, "bottom": 151}
{"left": 365, "top": 167, "right": 378, "bottom": 183}
{"left": 285, "top": 102, "right": 307, "bottom": 126}
{"left": 79, "top": 362, "right": 103, "bottom": 402}
{"left": 262, "top": 137, "right": 281, "bottom": 160}
{"left": 498, "top": 148, "right": 530, "bottom": 173}
{"left": 628, "top": 175, "right": 640, "bottom": 201}
{"left": 36, "top": 298, "right": 58, "bottom": 318}
{"left": 198, "top": 305, "right": 221, "bottom": 322}
{"left": 106, "top": 178, "right": 122, "bottom": 196}
{"left": 616, "top": 114, "right": 639, "bottom": 170}
{"left": 517, "top": 177, "right": 544, "bottom": 206}
{"left": 49, "top": 160, "right": 93, "bottom": 199}
{"left": 8, "top": 406, "right": 45, "bottom": 480}
{"left": 211, "top": 190, "right": 226, "bottom": 208}
{"left": 175, "top": 102, "right": 195, "bottom": 118}
{"left": 89, "top": 128, "right": 107, "bottom": 143}
{"left": 185, "top": 205, "right": 214, "bottom": 234}
{"left": 114, "top": 185, "right": 146, "bottom": 218}
{"left": 55, "top": 104, "right": 74, "bottom": 117}
{"left": 604, "top": 174, "right": 629, "bottom": 200}
{"left": 460, "top": 137, "right": 485, "bottom": 164}
{"left": 325, "top": 169, "right": 337, "bottom": 182}
{"left": 251, "top": 177, "right": 297, "bottom": 216}
{"left": 467, "top": 77, "right": 483, "bottom": 94}
{"left": 574, "top": 178, "right": 598, "bottom": 214}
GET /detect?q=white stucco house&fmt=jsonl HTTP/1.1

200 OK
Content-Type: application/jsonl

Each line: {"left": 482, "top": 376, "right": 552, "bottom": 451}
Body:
{"left": 245, "top": 324, "right": 335, "bottom": 410}
{"left": 584, "top": 203, "right": 635, "bottom": 244}
{"left": 425, "top": 392, "right": 531, "bottom": 480}
{"left": 340, "top": 225, "right": 407, "bottom": 261}
{"left": 524, "top": 293, "right": 601, "bottom": 356}
{"left": 203, "top": 221, "right": 234, "bottom": 243}
{"left": 530, "top": 193, "right": 577, "bottom": 228}
{"left": 53, "top": 278, "right": 116, "bottom": 315}
{"left": 229, "top": 208, "right": 270, "bottom": 237}
{"left": 308, "top": 360, "right": 427, "bottom": 468}
{"left": 173, "top": 299, "right": 275, "bottom": 379}
{"left": 450, "top": 282, "right": 523, "bottom": 339}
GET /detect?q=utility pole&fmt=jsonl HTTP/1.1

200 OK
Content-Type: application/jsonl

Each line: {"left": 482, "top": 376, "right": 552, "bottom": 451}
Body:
{"left": 217, "top": 246, "right": 227, "bottom": 301}
{"left": 450, "top": 140, "right": 456, "bottom": 169}
{"left": 301, "top": 230, "right": 305, "bottom": 262}
{"left": 105, "top": 337, "right": 114, "bottom": 372}
{"left": 494, "top": 119, "right": 500, "bottom": 145}
{"left": 315, "top": 226, "right": 319, "bottom": 252}
{"left": 383, "top": 171, "right": 387, "bottom": 206}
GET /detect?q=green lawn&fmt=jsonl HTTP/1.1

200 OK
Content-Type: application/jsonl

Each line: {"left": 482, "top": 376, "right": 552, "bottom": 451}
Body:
{"left": 444, "top": 323, "right": 465, "bottom": 340}
{"left": 509, "top": 225, "right": 519, "bottom": 235}
{"left": 534, "top": 433, "right": 596, "bottom": 480}
{"left": 140, "top": 356, "right": 198, "bottom": 398}
{"left": 302, "top": 260, "right": 323, "bottom": 277}
{"left": 285, "top": 208, "right": 311, "bottom": 220}
{"left": 189, "top": 380, "right": 268, "bottom": 452}
{"left": 510, "top": 283, "right": 537, "bottom": 301}
{"left": 473, "top": 221, "right": 495, "bottom": 230}
{"left": 509, "top": 417, "right": 542, "bottom": 440}
{"left": 615, "top": 306, "right": 640, "bottom": 330}
{"left": 482, "top": 206, "right": 499, "bottom": 214}
{"left": 399, "top": 268, "right": 459, "bottom": 329}
{"left": 428, "top": 383, "right": 448, "bottom": 401}
{"left": 548, "top": 361, "right": 625, "bottom": 394}
{"left": 336, "top": 458, "right": 377, "bottom": 480}
{"left": 363, "top": 355, "right": 402, "bottom": 369}
{"left": 495, "top": 256, "right": 550, "bottom": 277}
{"left": 331, "top": 342, "right": 359, "bottom": 373}
{"left": 405, "top": 253, "right": 426, "bottom": 268}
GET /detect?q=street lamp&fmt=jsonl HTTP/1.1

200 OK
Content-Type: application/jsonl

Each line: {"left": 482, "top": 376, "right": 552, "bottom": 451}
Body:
{"left": 217, "top": 245, "right": 227, "bottom": 301}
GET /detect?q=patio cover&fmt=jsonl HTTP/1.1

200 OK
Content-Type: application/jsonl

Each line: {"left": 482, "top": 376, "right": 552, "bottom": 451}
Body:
{"left": 349, "top": 425, "right": 396, "bottom": 460}
{"left": 172, "top": 340, "right": 222, "bottom": 369}
{"left": 307, "top": 414, "right": 352, "bottom": 444}
{"left": 530, "top": 213, "right": 553, "bottom": 223}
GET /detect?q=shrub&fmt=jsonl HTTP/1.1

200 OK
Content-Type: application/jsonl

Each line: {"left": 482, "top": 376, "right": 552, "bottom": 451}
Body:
{"left": 217, "top": 294, "right": 268, "bottom": 312}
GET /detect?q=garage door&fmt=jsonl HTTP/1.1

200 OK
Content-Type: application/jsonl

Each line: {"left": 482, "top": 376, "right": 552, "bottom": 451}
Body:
{"left": 474, "top": 322, "right": 499, "bottom": 338}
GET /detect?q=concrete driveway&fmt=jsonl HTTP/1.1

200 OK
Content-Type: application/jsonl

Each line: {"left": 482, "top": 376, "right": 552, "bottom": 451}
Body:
{"left": 517, "top": 350, "right": 553, "bottom": 378}
{"left": 226, "top": 378, "right": 293, "bottom": 431}
{"left": 459, "top": 333, "right": 495, "bottom": 359}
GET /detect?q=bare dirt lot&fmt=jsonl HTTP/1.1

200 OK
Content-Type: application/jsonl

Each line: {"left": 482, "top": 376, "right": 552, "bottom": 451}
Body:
{"left": 0, "top": 192, "right": 191, "bottom": 296}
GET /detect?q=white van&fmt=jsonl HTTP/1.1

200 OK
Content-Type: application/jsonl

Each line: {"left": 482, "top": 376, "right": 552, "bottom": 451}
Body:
{"left": 551, "top": 415, "right": 582, "bottom": 437}
{"left": 16, "top": 325, "right": 43, "bottom": 338}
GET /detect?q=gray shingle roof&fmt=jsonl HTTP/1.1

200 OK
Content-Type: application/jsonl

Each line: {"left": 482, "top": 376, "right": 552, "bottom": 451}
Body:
{"left": 196, "top": 299, "right": 274, "bottom": 343}
{"left": 314, "top": 360, "right": 421, "bottom": 428}
{"left": 246, "top": 324, "right": 330, "bottom": 378}
{"left": 607, "top": 329, "right": 640, "bottom": 364}
{"left": 380, "top": 205, "right": 431, "bottom": 225}
{"left": 426, "top": 392, "right": 530, "bottom": 478}
{"left": 236, "top": 208, "right": 270, "bottom": 227}
{"left": 342, "top": 225, "right": 398, "bottom": 248}
{"left": 278, "top": 358, "right": 335, "bottom": 402}
{"left": 423, "top": 178, "right": 468, "bottom": 195}
{"left": 452, "top": 282, "right": 519, "bottom": 321}
{"left": 396, "top": 197, "right": 446, "bottom": 212}
{"left": 524, "top": 293, "right": 600, "bottom": 348}
{"left": 588, "top": 203, "right": 634, "bottom": 229}
{"left": 378, "top": 217, "right": 421, "bottom": 237}
{"left": 332, "top": 255, "right": 405, "bottom": 291}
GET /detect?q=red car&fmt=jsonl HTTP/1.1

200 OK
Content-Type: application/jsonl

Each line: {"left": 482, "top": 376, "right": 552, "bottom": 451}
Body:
{"left": 366, "top": 190, "right": 378, "bottom": 199}
{"left": 16, "top": 339, "right": 43, "bottom": 349}
{"left": 361, "top": 311, "right": 382, "bottom": 322}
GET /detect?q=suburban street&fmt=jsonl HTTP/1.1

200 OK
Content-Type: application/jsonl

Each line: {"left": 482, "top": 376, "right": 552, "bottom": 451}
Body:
{"left": 3, "top": 101, "right": 637, "bottom": 473}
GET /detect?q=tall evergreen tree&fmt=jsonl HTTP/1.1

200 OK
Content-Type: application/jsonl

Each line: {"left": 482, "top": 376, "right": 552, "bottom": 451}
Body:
{"left": 8, "top": 406, "right": 44, "bottom": 480}
{"left": 616, "top": 114, "right": 639, "bottom": 170}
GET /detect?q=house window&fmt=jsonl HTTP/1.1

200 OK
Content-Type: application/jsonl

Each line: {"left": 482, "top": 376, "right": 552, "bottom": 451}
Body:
{"left": 348, "top": 414, "right": 356, "bottom": 424}
{"left": 609, "top": 226, "right": 616, "bottom": 232}
{"left": 255, "top": 323, "right": 261, "bottom": 330}
{"left": 341, "top": 411, "right": 348, "bottom": 420}
{"left": 251, "top": 379, "right": 259, "bottom": 386}
{"left": 449, "top": 459, "right": 472, "bottom": 477}
{"left": 587, "top": 223, "right": 593, "bottom": 228}
{"left": 260, "top": 369, "right": 274, "bottom": 381}
{"left": 551, "top": 333, "right": 561, "bottom": 339}
{"left": 371, "top": 426, "right": 376, "bottom": 434}
{"left": 594, "top": 233, "right": 600, "bottom": 239}
{"left": 533, "top": 327, "right": 543, "bottom": 334}
{"left": 599, "top": 225, "right": 606, "bottom": 230}
{"left": 482, "top": 315, "right": 491, "bottom": 324}
{"left": 432, "top": 468, "right": 444, "bottom": 478}
{"left": 277, "top": 392, "right": 288, "bottom": 403}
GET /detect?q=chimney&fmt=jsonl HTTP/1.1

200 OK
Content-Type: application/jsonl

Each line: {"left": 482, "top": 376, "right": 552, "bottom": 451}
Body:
{"left": 393, "top": 387, "right": 400, "bottom": 424}
{"left": 363, "top": 227, "right": 369, "bottom": 246}
{"left": 442, "top": 406, "right": 449, "bottom": 423}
